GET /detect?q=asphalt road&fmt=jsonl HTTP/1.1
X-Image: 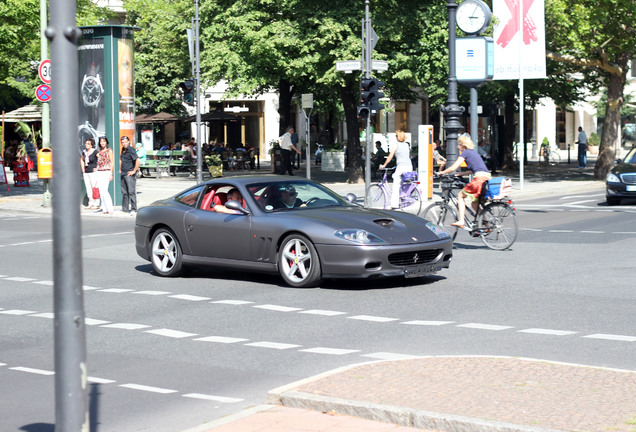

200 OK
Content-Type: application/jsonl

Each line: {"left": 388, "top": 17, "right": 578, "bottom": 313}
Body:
{"left": 1, "top": 188, "right": 635, "bottom": 432}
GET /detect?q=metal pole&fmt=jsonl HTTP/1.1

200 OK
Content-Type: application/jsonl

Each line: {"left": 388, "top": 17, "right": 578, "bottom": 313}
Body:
{"left": 363, "top": 0, "right": 372, "bottom": 205}
{"left": 305, "top": 110, "right": 311, "bottom": 179}
{"left": 442, "top": 0, "right": 464, "bottom": 167}
{"left": 46, "top": 0, "right": 88, "bottom": 429}
{"left": 41, "top": 0, "right": 51, "bottom": 207}
{"left": 195, "top": 0, "right": 203, "bottom": 183}
{"left": 470, "top": 86, "right": 478, "bottom": 145}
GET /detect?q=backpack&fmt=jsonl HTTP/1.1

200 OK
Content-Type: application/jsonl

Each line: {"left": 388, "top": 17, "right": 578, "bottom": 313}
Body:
{"left": 483, "top": 177, "right": 512, "bottom": 200}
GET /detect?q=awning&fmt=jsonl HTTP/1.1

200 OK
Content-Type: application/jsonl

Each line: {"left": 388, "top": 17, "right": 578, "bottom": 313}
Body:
{"left": 136, "top": 112, "right": 182, "bottom": 124}
{"left": 1, "top": 105, "right": 42, "bottom": 123}
{"left": 186, "top": 111, "right": 238, "bottom": 122}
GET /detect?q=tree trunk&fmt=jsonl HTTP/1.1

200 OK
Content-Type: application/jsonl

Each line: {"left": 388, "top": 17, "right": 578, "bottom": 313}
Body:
{"left": 339, "top": 81, "right": 363, "bottom": 184}
{"left": 502, "top": 92, "right": 517, "bottom": 170}
{"left": 278, "top": 79, "right": 294, "bottom": 135}
{"left": 594, "top": 55, "right": 628, "bottom": 180}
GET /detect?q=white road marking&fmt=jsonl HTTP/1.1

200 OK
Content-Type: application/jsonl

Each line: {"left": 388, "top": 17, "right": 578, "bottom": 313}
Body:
{"left": 348, "top": 315, "right": 399, "bottom": 323}
{"left": 361, "top": 352, "right": 422, "bottom": 361}
{"left": 298, "top": 309, "right": 347, "bottom": 316}
{"left": 145, "top": 329, "right": 198, "bottom": 338}
{"left": 212, "top": 300, "right": 254, "bottom": 305}
{"left": 32, "top": 280, "right": 54, "bottom": 286}
{"left": 37, "top": 239, "right": 53, "bottom": 243}
{"left": 134, "top": 290, "right": 171, "bottom": 296}
{"left": 101, "top": 323, "right": 151, "bottom": 330}
{"left": 182, "top": 393, "right": 244, "bottom": 403}
{"left": 98, "top": 288, "right": 135, "bottom": 293}
{"left": 402, "top": 320, "right": 454, "bottom": 326}
{"left": 85, "top": 318, "right": 111, "bottom": 326}
{"left": 613, "top": 231, "right": 636, "bottom": 235}
{"left": 580, "top": 231, "right": 604, "bottom": 234}
{"left": 1, "top": 309, "right": 36, "bottom": 315}
{"left": 253, "top": 304, "right": 303, "bottom": 312}
{"left": 244, "top": 341, "right": 301, "bottom": 350}
{"left": 299, "top": 347, "right": 360, "bottom": 355}
{"left": 518, "top": 328, "right": 578, "bottom": 336}
{"left": 30, "top": 313, "right": 54, "bottom": 319}
{"left": 10, "top": 367, "right": 54, "bottom": 375}
{"left": 119, "top": 384, "right": 178, "bottom": 394}
{"left": 82, "top": 285, "right": 101, "bottom": 291}
{"left": 169, "top": 294, "right": 211, "bottom": 301}
{"left": 520, "top": 228, "right": 542, "bottom": 231}
{"left": 88, "top": 377, "right": 116, "bottom": 384}
{"left": 9, "top": 242, "right": 36, "bottom": 246}
{"left": 194, "top": 336, "right": 249, "bottom": 344}
{"left": 548, "top": 230, "right": 574, "bottom": 233}
{"left": 4, "top": 277, "right": 36, "bottom": 282}
{"left": 457, "top": 323, "right": 513, "bottom": 331}
{"left": 583, "top": 334, "right": 636, "bottom": 342}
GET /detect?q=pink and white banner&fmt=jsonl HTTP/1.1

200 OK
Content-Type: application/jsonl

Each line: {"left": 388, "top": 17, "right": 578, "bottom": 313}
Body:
{"left": 493, "top": 0, "right": 546, "bottom": 80}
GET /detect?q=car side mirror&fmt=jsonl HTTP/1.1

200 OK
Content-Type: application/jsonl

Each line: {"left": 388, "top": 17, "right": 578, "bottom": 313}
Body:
{"left": 225, "top": 200, "right": 249, "bottom": 215}
{"left": 345, "top": 193, "right": 357, "bottom": 204}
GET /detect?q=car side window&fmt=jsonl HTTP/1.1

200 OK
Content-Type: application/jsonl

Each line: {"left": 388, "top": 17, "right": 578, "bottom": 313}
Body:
{"left": 175, "top": 185, "right": 205, "bottom": 207}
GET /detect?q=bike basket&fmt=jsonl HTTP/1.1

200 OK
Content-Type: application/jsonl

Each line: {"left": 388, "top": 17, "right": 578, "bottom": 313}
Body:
{"left": 401, "top": 171, "right": 418, "bottom": 183}
{"left": 483, "top": 177, "right": 512, "bottom": 200}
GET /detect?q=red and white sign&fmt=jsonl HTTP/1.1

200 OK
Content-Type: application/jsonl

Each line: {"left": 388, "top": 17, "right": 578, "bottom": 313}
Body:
{"left": 35, "top": 84, "right": 52, "bottom": 103}
{"left": 38, "top": 59, "right": 52, "bottom": 84}
{"left": 493, "top": 0, "right": 546, "bottom": 80}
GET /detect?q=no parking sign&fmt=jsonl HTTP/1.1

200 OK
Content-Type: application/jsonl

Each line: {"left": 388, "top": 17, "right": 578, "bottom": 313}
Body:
{"left": 35, "top": 84, "right": 51, "bottom": 103}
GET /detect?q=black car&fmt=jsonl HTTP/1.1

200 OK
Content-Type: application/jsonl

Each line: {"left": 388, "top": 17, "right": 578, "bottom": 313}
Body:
{"left": 134, "top": 176, "right": 453, "bottom": 288}
{"left": 606, "top": 147, "right": 636, "bottom": 205}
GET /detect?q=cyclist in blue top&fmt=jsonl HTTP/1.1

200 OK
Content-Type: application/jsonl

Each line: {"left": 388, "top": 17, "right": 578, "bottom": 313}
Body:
{"left": 438, "top": 134, "right": 491, "bottom": 228}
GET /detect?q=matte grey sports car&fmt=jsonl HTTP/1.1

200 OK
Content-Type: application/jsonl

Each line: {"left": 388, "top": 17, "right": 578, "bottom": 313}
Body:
{"left": 135, "top": 176, "right": 453, "bottom": 287}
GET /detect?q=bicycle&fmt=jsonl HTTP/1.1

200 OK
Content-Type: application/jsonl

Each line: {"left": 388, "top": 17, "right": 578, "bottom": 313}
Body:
{"left": 422, "top": 174, "right": 518, "bottom": 250}
{"left": 366, "top": 167, "right": 423, "bottom": 215}
{"left": 539, "top": 144, "right": 561, "bottom": 165}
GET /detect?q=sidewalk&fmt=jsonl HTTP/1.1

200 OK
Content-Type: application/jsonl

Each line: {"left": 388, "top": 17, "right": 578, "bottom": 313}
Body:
{"left": 190, "top": 356, "right": 636, "bottom": 432}
{"left": 0, "top": 156, "right": 606, "bottom": 215}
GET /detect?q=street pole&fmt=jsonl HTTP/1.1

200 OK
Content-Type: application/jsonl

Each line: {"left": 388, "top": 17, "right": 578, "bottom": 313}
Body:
{"left": 470, "top": 87, "right": 478, "bottom": 145}
{"left": 442, "top": 0, "right": 464, "bottom": 167}
{"left": 40, "top": 0, "right": 51, "bottom": 207}
{"left": 194, "top": 0, "right": 203, "bottom": 183}
{"left": 46, "top": 0, "right": 89, "bottom": 429}
{"left": 363, "top": 0, "right": 372, "bottom": 205}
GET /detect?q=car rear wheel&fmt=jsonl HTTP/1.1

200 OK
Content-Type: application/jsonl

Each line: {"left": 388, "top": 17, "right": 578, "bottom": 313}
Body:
{"left": 278, "top": 234, "right": 322, "bottom": 288}
{"left": 150, "top": 228, "right": 183, "bottom": 277}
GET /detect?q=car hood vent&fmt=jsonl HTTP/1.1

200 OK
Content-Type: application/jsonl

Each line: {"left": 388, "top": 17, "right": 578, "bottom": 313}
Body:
{"left": 374, "top": 218, "right": 395, "bottom": 227}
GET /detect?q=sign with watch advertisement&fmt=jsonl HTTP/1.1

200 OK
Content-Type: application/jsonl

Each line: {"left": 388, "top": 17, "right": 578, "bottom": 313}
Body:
{"left": 78, "top": 36, "right": 106, "bottom": 151}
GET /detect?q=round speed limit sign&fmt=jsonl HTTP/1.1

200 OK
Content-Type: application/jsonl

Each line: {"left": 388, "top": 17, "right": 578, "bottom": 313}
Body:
{"left": 39, "top": 59, "right": 52, "bottom": 84}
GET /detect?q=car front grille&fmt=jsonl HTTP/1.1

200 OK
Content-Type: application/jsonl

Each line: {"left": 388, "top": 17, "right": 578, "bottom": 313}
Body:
{"left": 620, "top": 173, "right": 636, "bottom": 185}
{"left": 388, "top": 249, "right": 442, "bottom": 266}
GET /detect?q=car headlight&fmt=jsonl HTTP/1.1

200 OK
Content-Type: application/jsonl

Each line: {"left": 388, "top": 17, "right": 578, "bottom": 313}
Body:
{"left": 606, "top": 173, "right": 620, "bottom": 183}
{"left": 334, "top": 229, "right": 386, "bottom": 244}
{"left": 426, "top": 222, "right": 451, "bottom": 239}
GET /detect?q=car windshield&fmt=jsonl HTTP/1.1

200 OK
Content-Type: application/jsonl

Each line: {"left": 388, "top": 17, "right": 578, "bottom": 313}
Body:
{"left": 247, "top": 180, "right": 347, "bottom": 212}
{"left": 623, "top": 147, "right": 636, "bottom": 164}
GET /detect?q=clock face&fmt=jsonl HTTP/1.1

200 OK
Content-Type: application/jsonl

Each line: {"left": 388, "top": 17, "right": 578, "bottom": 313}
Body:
{"left": 82, "top": 76, "right": 103, "bottom": 107}
{"left": 457, "top": 0, "right": 491, "bottom": 34}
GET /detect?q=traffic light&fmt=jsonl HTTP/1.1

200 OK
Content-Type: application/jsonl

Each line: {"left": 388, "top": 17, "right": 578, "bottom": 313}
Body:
{"left": 179, "top": 79, "right": 194, "bottom": 106}
{"left": 359, "top": 77, "right": 385, "bottom": 115}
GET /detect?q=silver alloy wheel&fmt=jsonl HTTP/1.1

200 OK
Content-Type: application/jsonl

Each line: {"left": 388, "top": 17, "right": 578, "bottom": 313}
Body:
{"left": 278, "top": 234, "right": 322, "bottom": 287}
{"left": 151, "top": 229, "right": 183, "bottom": 276}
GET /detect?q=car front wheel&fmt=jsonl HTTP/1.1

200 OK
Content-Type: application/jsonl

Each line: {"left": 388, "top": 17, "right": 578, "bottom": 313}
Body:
{"left": 150, "top": 228, "right": 183, "bottom": 277}
{"left": 278, "top": 234, "right": 322, "bottom": 288}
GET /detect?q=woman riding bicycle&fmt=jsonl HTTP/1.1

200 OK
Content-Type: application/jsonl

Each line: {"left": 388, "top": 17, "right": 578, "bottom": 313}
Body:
{"left": 438, "top": 134, "right": 491, "bottom": 228}
{"left": 379, "top": 129, "right": 412, "bottom": 209}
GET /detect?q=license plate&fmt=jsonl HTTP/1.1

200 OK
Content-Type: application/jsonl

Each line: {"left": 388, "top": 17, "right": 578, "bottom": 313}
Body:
{"left": 404, "top": 264, "right": 438, "bottom": 278}
{"left": 626, "top": 185, "right": 636, "bottom": 192}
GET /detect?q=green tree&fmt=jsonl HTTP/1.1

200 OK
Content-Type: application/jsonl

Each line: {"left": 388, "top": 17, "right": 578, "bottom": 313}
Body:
{"left": 545, "top": 0, "right": 636, "bottom": 179}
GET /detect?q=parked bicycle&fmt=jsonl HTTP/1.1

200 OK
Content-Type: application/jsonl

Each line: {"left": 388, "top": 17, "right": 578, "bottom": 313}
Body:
{"left": 539, "top": 143, "right": 561, "bottom": 165}
{"left": 422, "top": 174, "right": 518, "bottom": 250}
{"left": 366, "top": 167, "right": 422, "bottom": 215}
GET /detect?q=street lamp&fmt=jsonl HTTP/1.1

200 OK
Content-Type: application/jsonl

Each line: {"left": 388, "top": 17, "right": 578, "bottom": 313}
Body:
{"left": 442, "top": 0, "right": 465, "bottom": 167}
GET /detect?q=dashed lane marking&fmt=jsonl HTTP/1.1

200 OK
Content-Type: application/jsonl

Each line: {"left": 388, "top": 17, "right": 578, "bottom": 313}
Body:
{"left": 194, "top": 336, "right": 249, "bottom": 344}
{"left": 134, "top": 290, "right": 171, "bottom": 296}
{"left": 244, "top": 341, "right": 302, "bottom": 350}
{"left": 10, "top": 367, "right": 54, "bottom": 375}
{"left": 253, "top": 304, "right": 303, "bottom": 312}
{"left": 212, "top": 300, "right": 253, "bottom": 305}
{"left": 85, "top": 318, "right": 110, "bottom": 325}
{"left": 119, "top": 384, "right": 178, "bottom": 394}
{"left": 299, "top": 347, "right": 360, "bottom": 355}
{"left": 99, "top": 288, "right": 135, "bottom": 293}
{"left": 457, "top": 323, "right": 514, "bottom": 331}
{"left": 145, "top": 329, "right": 198, "bottom": 338}
{"left": 0, "top": 309, "right": 37, "bottom": 315}
{"left": 88, "top": 377, "right": 116, "bottom": 384}
{"left": 298, "top": 309, "right": 347, "bottom": 316}
{"left": 402, "top": 320, "right": 455, "bottom": 326}
{"left": 182, "top": 393, "right": 244, "bottom": 403}
{"left": 517, "top": 328, "right": 578, "bottom": 336}
{"left": 4, "top": 277, "right": 36, "bottom": 282}
{"left": 101, "top": 323, "right": 151, "bottom": 330}
{"left": 583, "top": 334, "right": 636, "bottom": 342}
{"left": 169, "top": 294, "right": 211, "bottom": 301}
{"left": 348, "top": 315, "right": 399, "bottom": 323}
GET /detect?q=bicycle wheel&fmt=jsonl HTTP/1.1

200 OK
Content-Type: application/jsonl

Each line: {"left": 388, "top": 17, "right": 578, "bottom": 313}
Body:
{"left": 549, "top": 151, "right": 561, "bottom": 164}
{"left": 400, "top": 187, "right": 422, "bottom": 215}
{"left": 366, "top": 184, "right": 387, "bottom": 209}
{"left": 422, "top": 202, "right": 458, "bottom": 241}
{"left": 477, "top": 202, "right": 518, "bottom": 250}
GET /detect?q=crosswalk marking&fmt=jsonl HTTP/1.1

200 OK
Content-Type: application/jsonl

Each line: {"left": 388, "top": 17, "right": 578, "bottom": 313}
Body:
{"left": 145, "top": 329, "right": 198, "bottom": 338}
{"left": 348, "top": 315, "right": 399, "bottom": 323}
{"left": 119, "top": 384, "right": 178, "bottom": 394}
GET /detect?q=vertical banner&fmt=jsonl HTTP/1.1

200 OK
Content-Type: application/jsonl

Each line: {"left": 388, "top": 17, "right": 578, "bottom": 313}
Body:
{"left": 118, "top": 36, "right": 135, "bottom": 152}
{"left": 417, "top": 125, "right": 434, "bottom": 200}
{"left": 78, "top": 34, "right": 106, "bottom": 150}
{"left": 493, "top": 0, "right": 546, "bottom": 79}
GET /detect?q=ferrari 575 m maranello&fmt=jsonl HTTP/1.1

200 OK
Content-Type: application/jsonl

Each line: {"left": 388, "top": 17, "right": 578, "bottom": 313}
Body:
{"left": 134, "top": 176, "right": 453, "bottom": 287}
